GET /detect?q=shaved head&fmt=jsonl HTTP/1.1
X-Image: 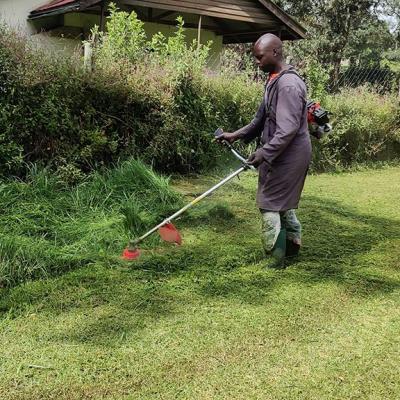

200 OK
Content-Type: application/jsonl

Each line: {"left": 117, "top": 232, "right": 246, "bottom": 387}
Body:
{"left": 255, "top": 33, "right": 283, "bottom": 58}
{"left": 253, "top": 33, "right": 284, "bottom": 73}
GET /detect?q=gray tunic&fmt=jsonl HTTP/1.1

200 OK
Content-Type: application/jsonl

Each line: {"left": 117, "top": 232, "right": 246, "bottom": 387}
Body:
{"left": 238, "top": 67, "right": 312, "bottom": 211}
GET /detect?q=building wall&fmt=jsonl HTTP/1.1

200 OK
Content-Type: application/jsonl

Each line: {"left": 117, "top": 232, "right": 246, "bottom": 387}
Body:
{"left": 64, "top": 12, "right": 100, "bottom": 35}
{"left": 0, "top": 2, "right": 223, "bottom": 65}
{"left": 0, "top": 0, "right": 46, "bottom": 34}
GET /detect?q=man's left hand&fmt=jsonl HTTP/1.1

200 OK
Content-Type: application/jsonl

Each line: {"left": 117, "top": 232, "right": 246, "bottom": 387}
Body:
{"left": 247, "top": 149, "right": 265, "bottom": 168}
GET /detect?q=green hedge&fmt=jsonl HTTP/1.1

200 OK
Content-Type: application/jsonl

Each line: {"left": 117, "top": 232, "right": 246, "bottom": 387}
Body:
{"left": 0, "top": 25, "right": 399, "bottom": 178}
{"left": 313, "top": 88, "right": 400, "bottom": 171}
{"left": 0, "top": 25, "right": 261, "bottom": 178}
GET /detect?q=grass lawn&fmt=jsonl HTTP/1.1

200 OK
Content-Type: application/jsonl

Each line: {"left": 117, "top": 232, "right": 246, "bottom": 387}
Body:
{"left": 1, "top": 166, "right": 399, "bottom": 399}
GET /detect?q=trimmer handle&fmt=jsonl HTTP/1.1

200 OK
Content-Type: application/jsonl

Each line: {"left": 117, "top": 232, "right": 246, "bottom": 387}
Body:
{"left": 214, "top": 128, "right": 255, "bottom": 170}
{"left": 214, "top": 127, "right": 229, "bottom": 144}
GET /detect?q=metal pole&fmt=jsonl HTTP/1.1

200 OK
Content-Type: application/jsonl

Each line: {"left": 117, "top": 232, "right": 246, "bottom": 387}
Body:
{"left": 83, "top": 41, "right": 93, "bottom": 71}
{"left": 197, "top": 15, "right": 202, "bottom": 50}
{"left": 130, "top": 166, "right": 247, "bottom": 246}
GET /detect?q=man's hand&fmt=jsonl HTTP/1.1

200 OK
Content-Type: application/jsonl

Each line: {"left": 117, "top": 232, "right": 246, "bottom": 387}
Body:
{"left": 215, "top": 131, "right": 240, "bottom": 145}
{"left": 247, "top": 149, "right": 266, "bottom": 168}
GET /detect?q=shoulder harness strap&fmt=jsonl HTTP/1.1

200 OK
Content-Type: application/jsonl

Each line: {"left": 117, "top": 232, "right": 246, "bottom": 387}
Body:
{"left": 265, "top": 68, "right": 305, "bottom": 119}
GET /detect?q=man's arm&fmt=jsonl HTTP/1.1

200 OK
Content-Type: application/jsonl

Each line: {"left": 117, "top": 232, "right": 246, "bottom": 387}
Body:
{"left": 236, "top": 97, "right": 266, "bottom": 143}
{"left": 216, "top": 96, "right": 266, "bottom": 144}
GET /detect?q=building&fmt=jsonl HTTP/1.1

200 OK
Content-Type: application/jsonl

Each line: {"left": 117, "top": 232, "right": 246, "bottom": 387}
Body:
{"left": 0, "top": 0, "right": 306, "bottom": 58}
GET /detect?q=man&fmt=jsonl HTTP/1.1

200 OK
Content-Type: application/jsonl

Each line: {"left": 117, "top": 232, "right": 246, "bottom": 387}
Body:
{"left": 217, "top": 33, "right": 312, "bottom": 268}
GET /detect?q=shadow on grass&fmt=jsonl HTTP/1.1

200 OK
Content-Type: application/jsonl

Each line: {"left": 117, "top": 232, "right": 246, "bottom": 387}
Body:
{"left": 0, "top": 195, "right": 399, "bottom": 344}
{"left": 198, "top": 195, "right": 400, "bottom": 301}
{"left": 301, "top": 195, "right": 400, "bottom": 259}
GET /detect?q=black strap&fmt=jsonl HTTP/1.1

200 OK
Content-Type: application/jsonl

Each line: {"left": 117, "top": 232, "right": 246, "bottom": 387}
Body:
{"left": 257, "top": 68, "right": 305, "bottom": 148}
{"left": 265, "top": 68, "right": 304, "bottom": 120}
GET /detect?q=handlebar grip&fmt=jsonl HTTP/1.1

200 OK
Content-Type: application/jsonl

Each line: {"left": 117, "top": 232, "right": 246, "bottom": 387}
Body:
{"left": 214, "top": 127, "right": 231, "bottom": 148}
{"left": 214, "top": 128, "right": 224, "bottom": 138}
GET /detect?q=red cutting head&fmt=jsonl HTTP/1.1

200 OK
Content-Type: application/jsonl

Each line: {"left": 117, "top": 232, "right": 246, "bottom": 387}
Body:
{"left": 158, "top": 223, "right": 182, "bottom": 245}
{"left": 122, "top": 248, "right": 141, "bottom": 260}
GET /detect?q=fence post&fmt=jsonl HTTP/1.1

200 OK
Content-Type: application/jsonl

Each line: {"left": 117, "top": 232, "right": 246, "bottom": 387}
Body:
{"left": 398, "top": 76, "right": 400, "bottom": 98}
{"left": 84, "top": 42, "right": 93, "bottom": 72}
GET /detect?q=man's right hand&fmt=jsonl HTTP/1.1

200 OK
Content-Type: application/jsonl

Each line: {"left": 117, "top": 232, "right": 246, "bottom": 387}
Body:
{"left": 215, "top": 131, "right": 240, "bottom": 145}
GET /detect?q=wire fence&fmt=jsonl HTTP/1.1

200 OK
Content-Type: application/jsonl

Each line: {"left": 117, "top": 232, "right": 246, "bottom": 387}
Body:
{"left": 208, "top": 49, "right": 400, "bottom": 97}
{"left": 329, "top": 65, "right": 400, "bottom": 95}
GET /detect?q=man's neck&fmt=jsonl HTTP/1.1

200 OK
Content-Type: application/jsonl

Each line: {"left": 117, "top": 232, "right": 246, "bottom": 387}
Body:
{"left": 271, "top": 61, "right": 286, "bottom": 74}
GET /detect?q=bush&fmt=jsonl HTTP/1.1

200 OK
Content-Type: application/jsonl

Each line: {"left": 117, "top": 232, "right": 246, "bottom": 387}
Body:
{"left": 301, "top": 59, "right": 330, "bottom": 103}
{"left": 0, "top": 13, "right": 260, "bottom": 177}
{"left": 312, "top": 87, "right": 400, "bottom": 171}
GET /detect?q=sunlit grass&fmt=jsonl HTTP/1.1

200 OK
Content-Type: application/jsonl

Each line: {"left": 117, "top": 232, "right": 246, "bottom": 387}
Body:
{"left": 0, "top": 166, "right": 399, "bottom": 399}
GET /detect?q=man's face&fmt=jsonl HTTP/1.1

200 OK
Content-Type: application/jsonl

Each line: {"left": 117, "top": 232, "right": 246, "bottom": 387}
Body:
{"left": 253, "top": 44, "right": 278, "bottom": 73}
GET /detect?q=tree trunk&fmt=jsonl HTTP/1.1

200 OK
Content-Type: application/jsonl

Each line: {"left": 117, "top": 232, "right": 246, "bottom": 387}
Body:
{"left": 330, "top": 57, "right": 342, "bottom": 91}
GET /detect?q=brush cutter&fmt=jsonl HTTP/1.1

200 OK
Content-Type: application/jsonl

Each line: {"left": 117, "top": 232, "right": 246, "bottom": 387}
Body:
{"left": 122, "top": 128, "right": 255, "bottom": 260}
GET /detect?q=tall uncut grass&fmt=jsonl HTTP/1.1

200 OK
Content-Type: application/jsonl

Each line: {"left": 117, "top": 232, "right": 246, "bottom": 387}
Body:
{"left": 312, "top": 87, "right": 400, "bottom": 171}
{"left": 0, "top": 160, "right": 182, "bottom": 287}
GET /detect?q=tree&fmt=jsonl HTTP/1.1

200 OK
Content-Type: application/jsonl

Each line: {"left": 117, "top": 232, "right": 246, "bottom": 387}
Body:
{"left": 277, "top": 0, "right": 394, "bottom": 84}
{"left": 382, "top": 0, "right": 400, "bottom": 40}
{"left": 346, "top": 17, "right": 394, "bottom": 66}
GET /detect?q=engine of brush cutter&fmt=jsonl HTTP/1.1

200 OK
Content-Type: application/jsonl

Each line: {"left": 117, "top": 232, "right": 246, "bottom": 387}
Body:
{"left": 307, "top": 100, "right": 332, "bottom": 139}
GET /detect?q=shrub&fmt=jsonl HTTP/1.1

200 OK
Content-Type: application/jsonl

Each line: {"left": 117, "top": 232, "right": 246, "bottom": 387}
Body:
{"left": 0, "top": 12, "right": 260, "bottom": 177}
{"left": 312, "top": 87, "right": 400, "bottom": 171}
{"left": 0, "top": 9, "right": 399, "bottom": 177}
{"left": 94, "top": 3, "right": 147, "bottom": 64}
{"left": 301, "top": 59, "right": 330, "bottom": 103}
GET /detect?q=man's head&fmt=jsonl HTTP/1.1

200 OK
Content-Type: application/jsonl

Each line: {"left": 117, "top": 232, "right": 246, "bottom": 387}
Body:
{"left": 253, "top": 33, "right": 283, "bottom": 73}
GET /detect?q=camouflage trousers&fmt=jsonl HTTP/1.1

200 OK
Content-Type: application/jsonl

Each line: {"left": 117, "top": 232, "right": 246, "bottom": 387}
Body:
{"left": 260, "top": 209, "right": 302, "bottom": 253}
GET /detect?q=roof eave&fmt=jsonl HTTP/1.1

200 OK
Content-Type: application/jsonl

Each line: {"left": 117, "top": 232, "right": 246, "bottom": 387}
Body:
{"left": 29, "top": 4, "right": 81, "bottom": 20}
{"left": 257, "top": 0, "right": 307, "bottom": 39}
{"left": 28, "top": 0, "right": 101, "bottom": 20}
{"left": 28, "top": 0, "right": 306, "bottom": 42}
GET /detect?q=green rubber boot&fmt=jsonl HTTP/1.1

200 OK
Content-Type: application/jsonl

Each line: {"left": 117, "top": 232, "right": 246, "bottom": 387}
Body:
{"left": 267, "top": 228, "right": 287, "bottom": 269}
